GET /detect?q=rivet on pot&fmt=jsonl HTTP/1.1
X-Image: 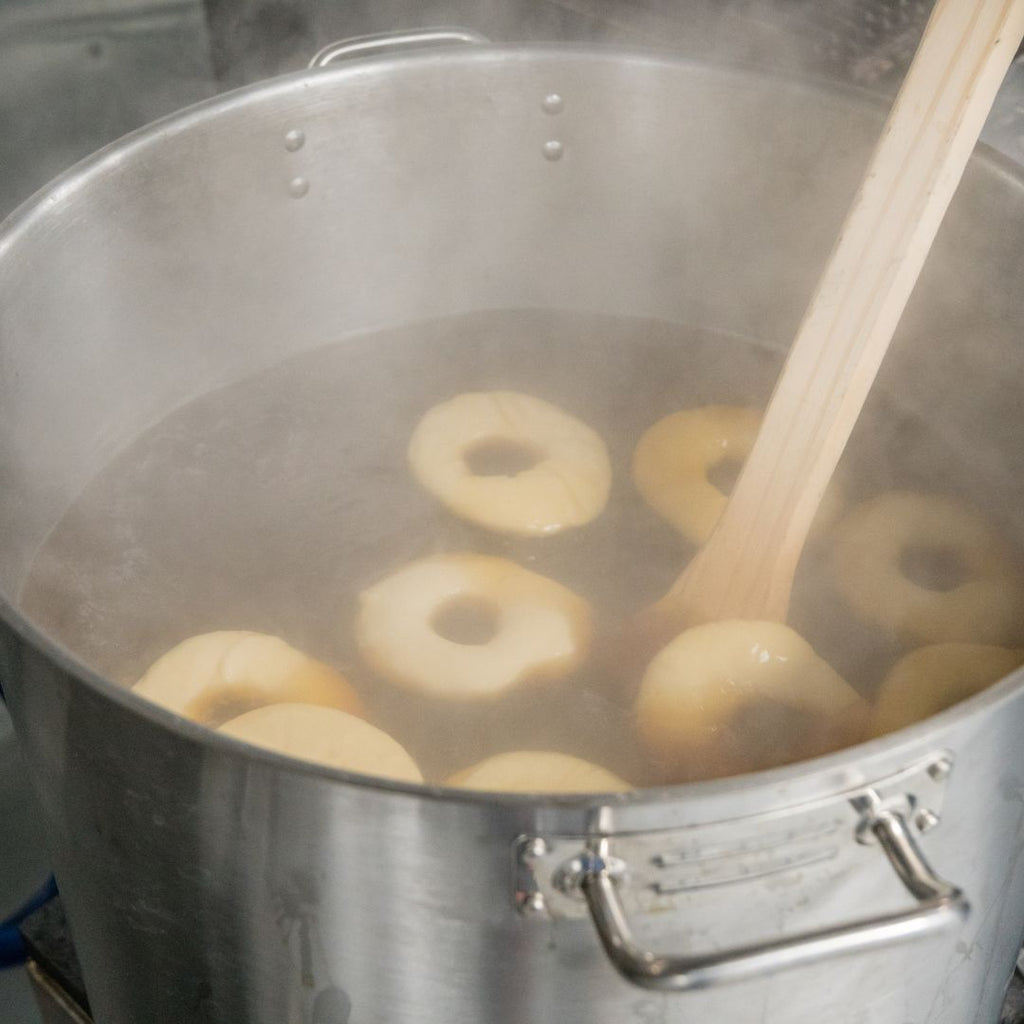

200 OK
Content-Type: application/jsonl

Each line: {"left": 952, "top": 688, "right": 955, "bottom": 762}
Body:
{"left": 288, "top": 176, "right": 310, "bottom": 199}
{"left": 284, "top": 128, "right": 306, "bottom": 152}
{"left": 522, "top": 837, "right": 548, "bottom": 862}
{"left": 518, "top": 891, "right": 546, "bottom": 915}
{"left": 927, "top": 757, "right": 953, "bottom": 782}
{"left": 542, "top": 140, "right": 564, "bottom": 162}
{"left": 915, "top": 808, "right": 940, "bottom": 832}
{"left": 542, "top": 93, "right": 564, "bottom": 115}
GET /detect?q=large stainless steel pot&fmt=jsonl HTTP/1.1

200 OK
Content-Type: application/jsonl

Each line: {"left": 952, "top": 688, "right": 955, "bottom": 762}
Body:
{"left": 2, "top": 32, "right": 1024, "bottom": 1024}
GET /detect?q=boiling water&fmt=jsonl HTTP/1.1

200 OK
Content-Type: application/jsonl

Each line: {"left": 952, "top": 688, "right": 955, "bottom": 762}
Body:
{"left": 19, "top": 310, "right": 1005, "bottom": 785}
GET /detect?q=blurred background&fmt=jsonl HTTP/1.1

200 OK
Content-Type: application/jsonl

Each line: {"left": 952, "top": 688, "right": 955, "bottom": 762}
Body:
{"left": 1, "top": 1, "right": 1022, "bottom": 1021}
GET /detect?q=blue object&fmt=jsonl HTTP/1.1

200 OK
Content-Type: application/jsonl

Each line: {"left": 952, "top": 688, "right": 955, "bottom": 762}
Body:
{"left": 0, "top": 874, "right": 58, "bottom": 969}
{"left": 0, "top": 923, "right": 26, "bottom": 968}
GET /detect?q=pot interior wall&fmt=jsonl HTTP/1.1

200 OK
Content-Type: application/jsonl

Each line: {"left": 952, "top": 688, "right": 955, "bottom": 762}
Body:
{"left": 1, "top": 48, "right": 1024, "bottom": 674}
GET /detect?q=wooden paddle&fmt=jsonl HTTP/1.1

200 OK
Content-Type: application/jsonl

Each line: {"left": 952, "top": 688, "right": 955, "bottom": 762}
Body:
{"left": 636, "top": 0, "right": 1024, "bottom": 651}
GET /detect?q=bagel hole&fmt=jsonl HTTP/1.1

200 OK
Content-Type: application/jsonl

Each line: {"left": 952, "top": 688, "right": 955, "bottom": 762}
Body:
{"left": 899, "top": 544, "right": 968, "bottom": 592}
{"left": 431, "top": 596, "right": 501, "bottom": 645}
{"left": 706, "top": 456, "right": 744, "bottom": 496}
{"left": 728, "top": 700, "right": 818, "bottom": 767}
{"left": 464, "top": 438, "right": 543, "bottom": 477}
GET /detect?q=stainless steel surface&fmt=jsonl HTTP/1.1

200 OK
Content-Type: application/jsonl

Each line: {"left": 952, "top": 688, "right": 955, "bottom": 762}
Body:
{"left": 577, "top": 805, "right": 966, "bottom": 993}
{"left": 516, "top": 753, "right": 954, "bottom": 917}
{"left": 308, "top": 27, "right": 490, "bottom": 68}
{"left": 2, "top": 38, "right": 1024, "bottom": 1024}
{"left": 26, "top": 962, "right": 92, "bottom": 1024}
{"left": 0, "top": 0, "right": 213, "bottom": 218}
{"left": 518, "top": 757, "right": 967, "bottom": 990}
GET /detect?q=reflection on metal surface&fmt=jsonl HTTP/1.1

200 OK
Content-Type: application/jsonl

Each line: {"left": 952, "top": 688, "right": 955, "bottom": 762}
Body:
{"left": 517, "top": 755, "right": 967, "bottom": 991}
{"left": 577, "top": 813, "right": 966, "bottom": 992}
{"left": 308, "top": 27, "right": 488, "bottom": 68}
{"left": 25, "top": 961, "right": 91, "bottom": 1024}
{"left": 516, "top": 754, "right": 954, "bottom": 919}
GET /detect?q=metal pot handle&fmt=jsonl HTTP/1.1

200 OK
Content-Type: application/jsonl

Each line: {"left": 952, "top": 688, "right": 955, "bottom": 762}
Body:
{"left": 577, "top": 807, "right": 967, "bottom": 992}
{"left": 309, "top": 28, "right": 489, "bottom": 69}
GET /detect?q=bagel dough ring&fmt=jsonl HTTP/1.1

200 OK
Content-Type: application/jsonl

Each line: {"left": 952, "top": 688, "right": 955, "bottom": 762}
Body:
{"left": 355, "top": 553, "right": 591, "bottom": 700}
{"left": 446, "top": 751, "right": 630, "bottom": 793}
{"left": 633, "top": 406, "right": 762, "bottom": 544}
{"left": 408, "top": 391, "right": 612, "bottom": 536}
{"left": 632, "top": 406, "right": 843, "bottom": 544}
{"left": 871, "top": 643, "right": 1024, "bottom": 737}
{"left": 134, "top": 631, "right": 363, "bottom": 725}
{"left": 637, "top": 620, "right": 867, "bottom": 779}
{"left": 219, "top": 703, "right": 422, "bottom": 782}
{"left": 830, "top": 491, "right": 1024, "bottom": 645}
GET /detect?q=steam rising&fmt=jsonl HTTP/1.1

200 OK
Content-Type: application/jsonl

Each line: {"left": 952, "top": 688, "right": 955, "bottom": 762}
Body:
{"left": 4, "top": 0, "right": 1024, "bottom": 784}
{"left": 208, "top": 1, "right": 932, "bottom": 90}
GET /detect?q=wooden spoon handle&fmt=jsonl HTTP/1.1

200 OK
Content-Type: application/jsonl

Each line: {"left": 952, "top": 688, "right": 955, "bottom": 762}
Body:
{"left": 664, "top": 0, "right": 1024, "bottom": 627}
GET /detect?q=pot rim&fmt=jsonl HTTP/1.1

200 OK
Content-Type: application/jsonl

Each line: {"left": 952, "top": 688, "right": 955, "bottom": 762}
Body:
{"left": 3, "top": 41, "right": 1023, "bottom": 815}
{"left": 6, "top": 40, "right": 1024, "bottom": 257}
